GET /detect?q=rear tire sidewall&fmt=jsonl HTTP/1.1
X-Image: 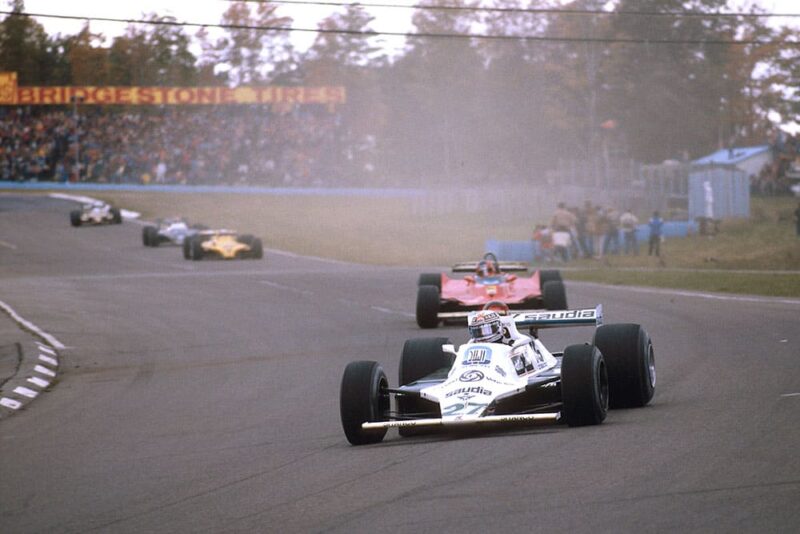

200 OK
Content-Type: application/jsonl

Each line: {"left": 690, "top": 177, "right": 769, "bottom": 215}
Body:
{"left": 542, "top": 280, "right": 568, "bottom": 310}
{"left": 398, "top": 337, "right": 453, "bottom": 436}
{"left": 593, "top": 323, "right": 655, "bottom": 408}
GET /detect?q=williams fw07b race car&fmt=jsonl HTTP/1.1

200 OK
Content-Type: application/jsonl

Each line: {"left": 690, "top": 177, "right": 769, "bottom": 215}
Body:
{"left": 339, "top": 304, "right": 656, "bottom": 445}
{"left": 183, "top": 230, "right": 263, "bottom": 260}
{"left": 142, "top": 217, "right": 207, "bottom": 247}
{"left": 69, "top": 201, "right": 122, "bottom": 226}
{"left": 416, "top": 252, "right": 567, "bottom": 328}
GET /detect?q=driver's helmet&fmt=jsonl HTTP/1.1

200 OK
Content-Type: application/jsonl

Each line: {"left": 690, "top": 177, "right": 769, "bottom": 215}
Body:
{"left": 476, "top": 260, "right": 496, "bottom": 277}
{"left": 468, "top": 310, "right": 504, "bottom": 343}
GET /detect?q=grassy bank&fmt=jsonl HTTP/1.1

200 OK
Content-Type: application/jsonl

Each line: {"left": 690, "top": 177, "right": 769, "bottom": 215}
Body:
{"left": 10, "top": 188, "right": 800, "bottom": 297}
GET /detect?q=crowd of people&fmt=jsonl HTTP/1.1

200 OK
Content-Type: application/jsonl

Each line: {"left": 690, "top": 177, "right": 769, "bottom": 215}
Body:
{"left": 752, "top": 130, "right": 800, "bottom": 195}
{"left": 532, "top": 201, "right": 665, "bottom": 263}
{"left": 0, "top": 106, "right": 356, "bottom": 187}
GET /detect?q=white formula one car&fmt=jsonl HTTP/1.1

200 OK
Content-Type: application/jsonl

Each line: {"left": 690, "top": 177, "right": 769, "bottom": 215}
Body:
{"left": 70, "top": 201, "right": 122, "bottom": 226}
{"left": 142, "top": 217, "right": 206, "bottom": 247}
{"left": 340, "top": 304, "right": 656, "bottom": 445}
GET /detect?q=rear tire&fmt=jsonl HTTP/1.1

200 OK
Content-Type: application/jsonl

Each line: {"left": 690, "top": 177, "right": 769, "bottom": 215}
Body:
{"left": 110, "top": 208, "right": 122, "bottom": 224}
{"left": 561, "top": 344, "right": 608, "bottom": 427}
{"left": 190, "top": 237, "right": 204, "bottom": 260}
{"left": 415, "top": 285, "right": 440, "bottom": 328}
{"left": 182, "top": 237, "right": 193, "bottom": 259}
{"left": 539, "top": 269, "right": 562, "bottom": 285}
{"left": 417, "top": 273, "right": 442, "bottom": 291}
{"left": 340, "top": 361, "right": 390, "bottom": 445}
{"left": 143, "top": 226, "right": 159, "bottom": 247}
{"left": 70, "top": 210, "right": 81, "bottom": 227}
{"left": 398, "top": 337, "right": 453, "bottom": 436}
{"left": 593, "top": 324, "right": 655, "bottom": 408}
{"left": 542, "top": 280, "right": 568, "bottom": 310}
{"left": 249, "top": 238, "right": 263, "bottom": 259}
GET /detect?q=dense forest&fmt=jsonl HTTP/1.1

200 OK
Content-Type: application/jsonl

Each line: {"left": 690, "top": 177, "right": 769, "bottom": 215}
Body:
{"left": 1, "top": 0, "right": 798, "bottom": 185}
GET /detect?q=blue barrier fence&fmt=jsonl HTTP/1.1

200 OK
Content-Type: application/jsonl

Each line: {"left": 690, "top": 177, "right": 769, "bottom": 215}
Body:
{"left": 486, "top": 221, "right": 698, "bottom": 261}
{"left": 0, "top": 180, "right": 425, "bottom": 198}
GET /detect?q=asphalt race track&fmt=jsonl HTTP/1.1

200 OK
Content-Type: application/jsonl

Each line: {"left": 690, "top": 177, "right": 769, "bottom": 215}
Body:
{"left": 1, "top": 194, "right": 799, "bottom": 533}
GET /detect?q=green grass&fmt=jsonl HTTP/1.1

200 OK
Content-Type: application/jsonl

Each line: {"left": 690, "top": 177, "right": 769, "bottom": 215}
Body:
{"left": 8, "top": 188, "right": 800, "bottom": 297}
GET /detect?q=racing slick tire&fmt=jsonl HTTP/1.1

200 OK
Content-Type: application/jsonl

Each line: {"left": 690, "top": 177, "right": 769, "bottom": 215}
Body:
{"left": 417, "top": 273, "right": 442, "bottom": 291}
{"left": 189, "top": 236, "right": 205, "bottom": 260}
{"left": 398, "top": 337, "right": 453, "bottom": 436}
{"left": 593, "top": 324, "right": 655, "bottom": 408}
{"left": 143, "top": 226, "right": 159, "bottom": 247}
{"left": 249, "top": 238, "right": 264, "bottom": 259}
{"left": 340, "top": 361, "right": 390, "bottom": 445}
{"left": 539, "top": 269, "right": 562, "bottom": 285}
{"left": 70, "top": 210, "right": 81, "bottom": 227}
{"left": 182, "top": 237, "right": 192, "bottom": 259}
{"left": 561, "top": 344, "right": 609, "bottom": 427}
{"left": 542, "top": 280, "right": 568, "bottom": 310}
{"left": 110, "top": 208, "right": 123, "bottom": 224}
{"left": 416, "top": 285, "right": 440, "bottom": 328}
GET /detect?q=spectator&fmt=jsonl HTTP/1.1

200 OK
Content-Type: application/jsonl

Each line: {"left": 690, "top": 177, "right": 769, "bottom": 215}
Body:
{"left": 603, "top": 207, "right": 620, "bottom": 255}
{"left": 620, "top": 208, "right": 639, "bottom": 255}
{"left": 648, "top": 211, "right": 664, "bottom": 257}
{"left": 794, "top": 201, "right": 800, "bottom": 238}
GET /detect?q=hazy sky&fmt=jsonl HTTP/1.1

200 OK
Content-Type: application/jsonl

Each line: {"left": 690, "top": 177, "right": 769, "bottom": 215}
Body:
{"left": 22, "top": 0, "right": 800, "bottom": 52}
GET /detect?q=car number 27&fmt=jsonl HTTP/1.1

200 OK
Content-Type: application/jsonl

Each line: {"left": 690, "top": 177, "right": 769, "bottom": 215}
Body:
{"left": 442, "top": 402, "right": 489, "bottom": 416}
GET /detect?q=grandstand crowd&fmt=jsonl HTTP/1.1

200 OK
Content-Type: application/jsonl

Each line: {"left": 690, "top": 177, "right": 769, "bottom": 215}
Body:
{"left": 0, "top": 106, "right": 351, "bottom": 186}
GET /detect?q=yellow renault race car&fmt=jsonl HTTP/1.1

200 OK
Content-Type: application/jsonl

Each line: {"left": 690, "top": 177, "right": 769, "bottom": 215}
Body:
{"left": 183, "top": 230, "right": 263, "bottom": 260}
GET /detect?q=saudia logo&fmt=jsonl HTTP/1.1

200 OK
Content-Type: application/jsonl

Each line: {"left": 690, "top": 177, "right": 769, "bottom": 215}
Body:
{"left": 524, "top": 310, "right": 596, "bottom": 321}
{"left": 446, "top": 386, "right": 492, "bottom": 398}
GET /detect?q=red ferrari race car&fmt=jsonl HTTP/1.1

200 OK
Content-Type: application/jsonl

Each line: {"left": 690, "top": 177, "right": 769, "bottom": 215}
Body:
{"left": 416, "top": 253, "right": 567, "bottom": 328}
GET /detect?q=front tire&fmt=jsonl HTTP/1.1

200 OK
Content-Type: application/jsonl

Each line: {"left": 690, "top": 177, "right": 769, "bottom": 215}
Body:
{"left": 417, "top": 273, "right": 442, "bottom": 291}
{"left": 110, "top": 208, "right": 122, "bottom": 224}
{"left": 416, "top": 285, "right": 440, "bottom": 328}
{"left": 593, "top": 324, "right": 655, "bottom": 408}
{"left": 542, "top": 280, "right": 568, "bottom": 310}
{"left": 561, "top": 344, "right": 609, "bottom": 427}
{"left": 182, "top": 237, "right": 193, "bottom": 259}
{"left": 70, "top": 210, "right": 81, "bottom": 227}
{"left": 340, "top": 361, "right": 390, "bottom": 445}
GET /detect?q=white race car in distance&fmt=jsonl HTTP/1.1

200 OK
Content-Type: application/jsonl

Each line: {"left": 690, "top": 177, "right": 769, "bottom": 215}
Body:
{"left": 70, "top": 201, "right": 122, "bottom": 226}
{"left": 142, "top": 217, "right": 206, "bottom": 247}
{"left": 340, "top": 304, "right": 656, "bottom": 445}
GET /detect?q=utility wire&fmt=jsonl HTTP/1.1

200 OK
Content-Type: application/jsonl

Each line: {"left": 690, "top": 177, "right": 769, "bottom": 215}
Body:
{"left": 1, "top": 10, "right": 798, "bottom": 46}
{"left": 223, "top": 0, "right": 800, "bottom": 18}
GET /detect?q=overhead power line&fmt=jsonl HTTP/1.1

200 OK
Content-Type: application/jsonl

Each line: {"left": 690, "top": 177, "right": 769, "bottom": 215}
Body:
{"left": 225, "top": 0, "right": 800, "bottom": 18}
{"left": 1, "top": 10, "right": 799, "bottom": 46}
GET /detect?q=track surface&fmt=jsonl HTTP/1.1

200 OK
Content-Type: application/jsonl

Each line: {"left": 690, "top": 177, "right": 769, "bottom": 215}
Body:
{"left": 1, "top": 194, "right": 799, "bottom": 533}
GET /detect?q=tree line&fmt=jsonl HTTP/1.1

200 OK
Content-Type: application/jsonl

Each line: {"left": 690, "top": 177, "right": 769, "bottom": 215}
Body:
{"left": 1, "top": 0, "right": 798, "bottom": 185}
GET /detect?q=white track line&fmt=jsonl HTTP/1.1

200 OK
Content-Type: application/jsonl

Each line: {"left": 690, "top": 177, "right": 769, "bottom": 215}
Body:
{"left": 568, "top": 281, "right": 800, "bottom": 306}
{"left": 0, "top": 239, "right": 17, "bottom": 250}
{"left": 13, "top": 386, "right": 38, "bottom": 399}
{"left": 39, "top": 354, "right": 58, "bottom": 366}
{"left": 0, "top": 299, "right": 66, "bottom": 349}
{"left": 0, "top": 398, "right": 22, "bottom": 410}
{"left": 27, "top": 377, "right": 51, "bottom": 388}
{"left": 780, "top": 393, "right": 800, "bottom": 398}
{"left": 34, "top": 365, "right": 56, "bottom": 377}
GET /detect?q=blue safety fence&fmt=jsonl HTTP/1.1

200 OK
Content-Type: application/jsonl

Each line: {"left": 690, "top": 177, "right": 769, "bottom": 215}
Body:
{"left": 0, "top": 180, "right": 425, "bottom": 198}
{"left": 486, "top": 221, "right": 698, "bottom": 261}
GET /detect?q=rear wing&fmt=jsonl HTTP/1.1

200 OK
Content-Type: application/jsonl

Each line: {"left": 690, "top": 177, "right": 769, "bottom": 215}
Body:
{"left": 512, "top": 305, "right": 603, "bottom": 329}
{"left": 451, "top": 261, "right": 529, "bottom": 273}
